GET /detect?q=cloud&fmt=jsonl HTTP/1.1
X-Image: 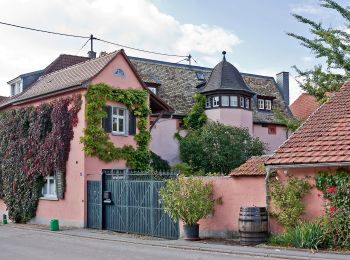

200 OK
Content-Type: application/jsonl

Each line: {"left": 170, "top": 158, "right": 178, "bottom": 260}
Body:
{"left": 0, "top": 0, "right": 241, "bottom": 96}
{"left": 290, "top": 4, "right": 322, "bottom": 15}
{"left": 302, "top": 56, "right": 313, "bottom": 62}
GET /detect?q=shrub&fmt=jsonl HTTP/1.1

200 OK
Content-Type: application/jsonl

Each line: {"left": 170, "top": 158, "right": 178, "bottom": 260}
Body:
{"left": 322, "top": 209, "right": 350, "bottom": 249}
{"left": 183, "top": 93, "right": 207, "bottom": 130}
{"left": 269, "top": 176, "right": 310, "bottom": 228}
{"left": 150, "top": 152, "right": 170, "bottom": 171}
{"left": 159, "top": 176, "right": 222, "bottom": 225}
{"left": 179, "top": 122, "right": 266, "bottom": 175}
{"left": 269, "top": 221, "right": 326, "bottom": 250}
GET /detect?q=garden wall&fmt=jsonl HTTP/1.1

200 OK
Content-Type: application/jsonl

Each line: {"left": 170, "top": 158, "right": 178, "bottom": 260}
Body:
{"left": 179, "top": 176, "right": 266, "bottom": 238}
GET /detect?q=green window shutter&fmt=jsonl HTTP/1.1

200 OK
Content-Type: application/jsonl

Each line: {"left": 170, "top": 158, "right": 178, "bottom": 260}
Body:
{"left": 102, "top": 106, "right": 112, "bottom": 133}
{"left": 128, "top": 110, "right": 137, "bottom": 135}
{"left": 55, "top": 171, "right": 65, "bottom": 200}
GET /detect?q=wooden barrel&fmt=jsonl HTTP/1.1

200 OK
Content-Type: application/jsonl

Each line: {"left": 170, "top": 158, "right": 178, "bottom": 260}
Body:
{"left": 239, "top": 207, "right": 268, "bottom": 246}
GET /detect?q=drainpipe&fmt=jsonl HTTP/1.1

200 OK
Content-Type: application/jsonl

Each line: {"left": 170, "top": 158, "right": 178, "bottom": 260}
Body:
{"left": 265, "top": 165, "right": 272, "bottom": 234}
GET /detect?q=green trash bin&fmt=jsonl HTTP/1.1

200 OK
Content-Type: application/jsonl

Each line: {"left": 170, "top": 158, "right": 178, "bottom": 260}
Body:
{"left": 50, "top": 219, "right": 59, "bottom": 231}
{"left": 2, "top": 214, "right": 7, "bottom": 225}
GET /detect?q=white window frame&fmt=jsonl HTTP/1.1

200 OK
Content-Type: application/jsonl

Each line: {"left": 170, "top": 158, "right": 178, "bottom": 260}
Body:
{"left": 265, "top": 100, "right": 272, "bottom": 110}
{"left": 213, "top": 96, "right": 220, "bottom": 107}
{"left": 245, "top": 98, "right": 250, "bottom": 109}
{"left": 205, "top": 97, "right": 212, "bottom": 108}
{"left": 230, "top": 96, "right": 238, "bottom": 107}
{"left": 240, "top": 97, "right": 245, "bottom": 108}
{"left": 10, "top": 79, "right": 22, "bottom": 96}
{"left": 221, "top": 96, "right": 229, "bottom": 107}
{"left": 112, "top": 107, "right": 128, "bottom": 135}
{"left": 258, "top": 99, "right": 265, "bottom": 110}
{"left": 42, "top": 175, "right": 57, "bottom": 199}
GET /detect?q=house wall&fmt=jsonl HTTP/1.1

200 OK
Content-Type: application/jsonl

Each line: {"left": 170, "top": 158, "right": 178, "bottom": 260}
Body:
{"left": 179, "top": 176, "right": 266, "bottom": 238}
{"left": 205, "top": 108, "right": 253, "bottom": 134}
{"left": 253, "top": 124, "right": 288, "bottom": 153}
{"left": 150, "top": 118, "right": 182, "bottom": 165}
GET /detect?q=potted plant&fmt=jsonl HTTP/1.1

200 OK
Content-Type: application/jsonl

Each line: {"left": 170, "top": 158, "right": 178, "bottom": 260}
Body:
{"left": 159, "top": 176, "right": 222, "bottom": 240}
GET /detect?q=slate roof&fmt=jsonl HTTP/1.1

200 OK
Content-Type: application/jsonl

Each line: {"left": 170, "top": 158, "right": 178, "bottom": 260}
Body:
{"left": 129, "top": 56, "right": 291, "bottom": 124}
{"left": 230, "top": 155, "right": 269, "bottom": 176}
{"left": 201, "top": 57, "right": 255, "bottom": 95}
{"left": 266, "top": 81, "right": 350, "bottom": 166}
{"left": 290, "top": 93, "right": 320, "bottom": 121}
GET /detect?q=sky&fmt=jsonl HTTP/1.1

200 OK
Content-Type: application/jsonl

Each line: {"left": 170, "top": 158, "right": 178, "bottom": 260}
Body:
{"left": 0, "top": 0, "right": 349, "bottom": 102}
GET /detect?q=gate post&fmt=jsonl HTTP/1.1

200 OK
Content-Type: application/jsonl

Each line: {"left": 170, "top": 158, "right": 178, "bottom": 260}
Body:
{"left": 100, "top": 171, "right": 105, "bottom": 230}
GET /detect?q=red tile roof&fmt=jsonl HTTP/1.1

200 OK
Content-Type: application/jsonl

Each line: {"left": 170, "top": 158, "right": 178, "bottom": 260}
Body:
{"left": 290, "top": 93, "right": 320, "bottom": 121}
{"left": 230, "top": 155, "right": 269, "bottom": 177}
{"left": 266, "top": 81, "right": 350, "bottom": 166}
{"left": 43, "top": 54, "right": 90, "bottom": 75}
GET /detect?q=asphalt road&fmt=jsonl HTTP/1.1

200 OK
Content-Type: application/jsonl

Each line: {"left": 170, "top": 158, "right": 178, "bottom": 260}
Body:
{"left": 0, "top": 226, "right": 277, "bottom": 260}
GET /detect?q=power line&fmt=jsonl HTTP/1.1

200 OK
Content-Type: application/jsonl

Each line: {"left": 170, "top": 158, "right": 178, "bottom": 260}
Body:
{"left": 0, "top": 21, "right": 89, "bottom": 39}
{"left": 75, "top": 38, "right": 91, "bottom": 55}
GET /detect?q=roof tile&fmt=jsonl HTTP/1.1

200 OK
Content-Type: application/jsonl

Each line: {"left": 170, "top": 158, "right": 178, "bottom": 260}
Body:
{"left": 230, "top": 155, "right": 270, "bottom": 177}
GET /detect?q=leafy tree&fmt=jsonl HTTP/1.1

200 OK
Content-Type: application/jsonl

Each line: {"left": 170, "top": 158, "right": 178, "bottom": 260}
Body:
{"left": 183, "top": 93, "right": 207, "bottom": 130}
{"left": 150, "top": 151, "right": 170, "bottom": 171}
{"left": 273, "top": 108, "right": 301, "bottom": 131}
{"left": 288, "top": 0, "right": 350, "bottom": 103}
{"left": 179, "top": 122, "right": 266, "bottom": 175}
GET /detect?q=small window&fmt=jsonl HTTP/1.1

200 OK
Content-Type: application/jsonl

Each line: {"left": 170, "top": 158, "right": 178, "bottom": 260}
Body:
{"left": 221, "top": 96, "right": 229, "bottom": 107}
{"left": 245, "top": 98, "right": 250, "bottom": 109}
{"left": 196, "top": 72, "right": 205, "bottom": 81}
{"left": 148, "top": 86, "right": 157, "bottom": 95}
{"left": 268, "top": 125, "right": 276, "bottom": 135}
{"left": 112, "top": 107, "right": 127, "bottom": 135}
{"left": 42, "top": 175, "right": 56, "bottom": 198}
{"left": 114, "top": 68, "right": 125, "bottom": 77}
{"left": 265, "top": 100, "right": 272, "bottom": 110}
{"left": 230, "top": 96, "right": 238, "bottom": 107}
{"left": 213, "top": 96, "right": 220, "bottom": 107}
{"left": 240, "top": 97, "right": 245, "bottom": 108}
{"left": 205, "top": 97, "right": 212, "bottom": 108}
{"left": 258, "top": 99, "right": 265, "bottom": 109}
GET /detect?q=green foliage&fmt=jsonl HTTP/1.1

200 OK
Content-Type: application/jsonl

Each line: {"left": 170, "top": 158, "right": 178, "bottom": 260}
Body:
{"left": 171, "top": 163, "right": 205, "bottom": 176}
{"left": 273, "top": 108, "right": 301, "bottom": 130}
{"left": 179, "top": 122, "right": 266, "bottom": 175}
{"left": 0, "top": 96, "right": 81, "bottom": 223}
{"left": 322, "top": 209, "right": 350, "bottom": 249}
{"left": 315, "top": 168, "right": 350, "bottom": 193}
{"left": 288, "top": 0, "right": 350, "bottom": 102}
{"left": 269, "top": 221, "right": 326, "bottom": 250}
{"left": 150, "top": 152, "right": 170, "bottom": 171}
{"left": 80, "top": 83, "right": 151, "bottom": 170}
{"left": 183, "top": 93, "right": 207, "bottom": 130}
{"left": 269, "top": 176, "right": 311, "bottom": 228}
{"left": 159, "top": 176, "right": 222, "bottom": 225}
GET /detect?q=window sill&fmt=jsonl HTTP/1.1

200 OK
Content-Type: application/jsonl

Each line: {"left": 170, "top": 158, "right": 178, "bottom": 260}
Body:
{"left": 111, "top": 132, "right": 128, "bottom": 137}
{"left": 40, "top": 196, "right": 59, "bottom": 201}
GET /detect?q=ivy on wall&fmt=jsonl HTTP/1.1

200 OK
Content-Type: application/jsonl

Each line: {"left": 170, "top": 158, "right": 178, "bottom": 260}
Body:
{"left": 80, "top": 83, "right": 151, "bottom": 170}
{"left": 0, "top": 95, "right": 81, "bottom": 223}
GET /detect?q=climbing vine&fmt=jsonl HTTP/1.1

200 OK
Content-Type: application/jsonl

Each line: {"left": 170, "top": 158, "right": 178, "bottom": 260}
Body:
{"left": 0, "top": 95, "right": 81, "bottom": 223}
{"left": 80, "top": 83, "right": 151, "bottom": 170}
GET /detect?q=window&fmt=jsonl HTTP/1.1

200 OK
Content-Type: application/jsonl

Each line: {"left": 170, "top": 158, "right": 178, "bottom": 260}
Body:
{"left": 258, "top": 99, "right": 265, "bottom": 109}
{"left": 205, "top": 97, "right": 212, "bottom": 108}
{"left": 240, "top": 97, "right": 245, "bottom": 108}
{"left": 42, "top": 175, "right": 56, "bottom": 198}
{"left": 112, "top": 107, "right": 127, "bottom": 135}
{"left": 114, "top": 68, "right": 125, "bottom": 77}
{"left": 230, "top": 96, "right": 238, "bottom": 107}
{"left": 221, "top": 96, "right": 229, "bottom": 107}
{"left": 265, "top": 100, "right": 272, "bottom": 110}
{"left": 245, "top": 98, "right": 250, "bottom": 109}
{"left": 213, "top": 96, "right": 220, "bottom": 107}
{"left": 196, "top": 72, "right": 205, "bottom": 81}
{"left": 10, "top": 80, "right": 22, "bottom": 96}
{"left": 148, "top": 86, "right": 157, "bottom": 95}
{"left": 268, "top": 125, "right": 276, "bottom": 135}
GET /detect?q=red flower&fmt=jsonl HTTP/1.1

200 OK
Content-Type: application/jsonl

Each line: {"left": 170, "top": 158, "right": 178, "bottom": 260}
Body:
{"left": 329, "top": 207, "right": 337, "bottom": 214}
{"left": 326, "top": 186, "right": 337, "bottom": 193}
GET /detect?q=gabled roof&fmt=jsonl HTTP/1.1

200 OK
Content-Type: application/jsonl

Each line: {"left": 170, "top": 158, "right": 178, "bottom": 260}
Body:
{"left": 230, "top": 155, "right": 269, "bottom": 177}
{"left": 290, "top": 93, "right": 320, "bottom": 121}
{"left": 266, "top": 81, "right": 350, "bottom": 166}
{"left": 129, "top": 57, "right": 291, "bottom": 124}
{"left": 201, "top": 55, "right": 255, "bottom": 95}
{"left": 43, "top": 54, "right": 90, "bottom": 75}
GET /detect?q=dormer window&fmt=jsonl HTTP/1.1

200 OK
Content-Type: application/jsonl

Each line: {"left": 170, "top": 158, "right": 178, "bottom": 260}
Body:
{"left": 265, "top": 100, "right": 272, "bottom": 110}
{"left": 10, "top": 80, "right": 22, "bottom": 96}
{"left": 258, "top": 97, "right": 273, "bottom": 111}
{"left": 258, "top": 99, "right": 265, "bottom": 109}
{"left": 196, "top": 72, "right": 205, "bottom": 81}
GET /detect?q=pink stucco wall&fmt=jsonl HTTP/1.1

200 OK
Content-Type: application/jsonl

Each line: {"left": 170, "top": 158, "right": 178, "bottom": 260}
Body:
{"left": 179, "top": 176, "right": 266, "bottom": 238}
{"left": 253, "top": 124, "right": 288, "bottom": 154}
{"left": 150, "top": 118, "right": 182, "bottom": 165}
{"left": 205, "top": 108, "right": 253, "bottom": 134}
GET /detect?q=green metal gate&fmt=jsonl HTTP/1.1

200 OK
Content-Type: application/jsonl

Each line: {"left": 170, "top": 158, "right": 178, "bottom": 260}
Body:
{"left": 87, "top": 181, "right": 102, "bottom": 229}
{"left": 87, "top": 171, "right": 179, "bottom": 240}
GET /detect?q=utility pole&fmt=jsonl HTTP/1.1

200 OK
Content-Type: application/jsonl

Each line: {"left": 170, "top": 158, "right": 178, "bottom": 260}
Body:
{"left": 88, "top": 34, "right": 96, "bottom": 58}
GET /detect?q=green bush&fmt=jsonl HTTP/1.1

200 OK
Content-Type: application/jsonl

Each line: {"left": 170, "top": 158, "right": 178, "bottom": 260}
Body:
{"left": 159, "top": 176, "right": 222, "bottom": 225}
{"left": 269, "top": 221, "right": 326, "bottom": 250}
{"left": 171, "top": 163, "right": 204, "bottom": 176}
{"left": 183, "top": 93, "right": 207, "bottom": 130}
{"left": 179, "top": 122, "right": 266, "bottom": 175}
{"left": 322, "top": 210, "right": 350, "bottom": 249}
{"left": 269, "top": 176, "right": 310, "bottom": 228}
{"left": 150, "top": 152, "right": 170, "bottom": 171}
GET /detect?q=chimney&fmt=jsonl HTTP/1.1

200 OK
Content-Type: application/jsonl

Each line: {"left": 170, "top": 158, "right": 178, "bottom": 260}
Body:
{"left": 276, "top": 72, "right": 290, "bottom": 106}
{"left": 99, "top": 51, "right": 107, "bottom": 57}
{"left": 88, "top": 50, "right": 96, "bottom": 59}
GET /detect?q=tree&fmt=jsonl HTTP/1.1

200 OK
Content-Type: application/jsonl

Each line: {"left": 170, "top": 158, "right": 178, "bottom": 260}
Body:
{"left": 288, "top": 0, "right": 350, "bottom": 103}
{"left": 183, "top": 93, "right": 207, "bottom": 130}
{"left": 179, "top": 122, "right": 266, "bottom": 175}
